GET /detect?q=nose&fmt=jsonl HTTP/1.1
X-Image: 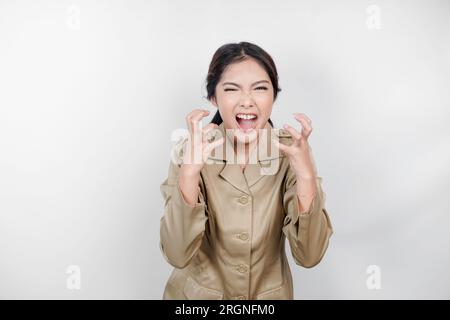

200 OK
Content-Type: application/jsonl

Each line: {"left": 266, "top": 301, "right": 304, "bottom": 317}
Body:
{"left": 239, "top": 91, "right": 256, "bottom": 109}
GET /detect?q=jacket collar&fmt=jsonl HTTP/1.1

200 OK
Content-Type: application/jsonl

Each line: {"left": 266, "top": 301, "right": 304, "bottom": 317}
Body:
{"left": 207, "top": 122, "right": 285, "bottom": 195}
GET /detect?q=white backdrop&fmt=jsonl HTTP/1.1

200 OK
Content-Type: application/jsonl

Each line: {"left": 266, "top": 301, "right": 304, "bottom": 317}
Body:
{"left": 0, "top": 0, "right": 449, "bottom": 299}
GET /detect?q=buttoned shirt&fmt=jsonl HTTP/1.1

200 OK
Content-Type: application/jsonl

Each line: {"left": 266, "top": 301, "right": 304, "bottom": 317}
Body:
{"left": 159, "top": 122, "right": 333, "bottom": 299}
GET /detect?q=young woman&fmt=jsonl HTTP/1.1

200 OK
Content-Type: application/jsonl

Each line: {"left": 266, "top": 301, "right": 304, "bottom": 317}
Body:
{"left": 159, "top": 42, "right": 333, "bottom": 300}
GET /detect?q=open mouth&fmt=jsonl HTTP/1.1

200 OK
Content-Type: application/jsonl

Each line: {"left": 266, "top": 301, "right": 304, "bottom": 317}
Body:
{"left": 235, "top": 113, "right": 258, "bottom": 132}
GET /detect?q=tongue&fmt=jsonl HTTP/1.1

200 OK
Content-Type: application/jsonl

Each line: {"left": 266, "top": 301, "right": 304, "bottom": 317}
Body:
{"left": 237, "top": 118, "right": 256, "bottom": 131}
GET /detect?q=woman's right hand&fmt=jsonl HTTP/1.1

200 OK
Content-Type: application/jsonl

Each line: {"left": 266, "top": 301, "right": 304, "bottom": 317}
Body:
{"left": 179, "top": 109, "right": 224, "bottom": 178}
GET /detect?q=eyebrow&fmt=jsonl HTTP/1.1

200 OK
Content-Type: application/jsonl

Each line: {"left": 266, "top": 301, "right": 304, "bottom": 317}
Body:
{"left": 222, "top": 80, "right": 270, "bottom": 87}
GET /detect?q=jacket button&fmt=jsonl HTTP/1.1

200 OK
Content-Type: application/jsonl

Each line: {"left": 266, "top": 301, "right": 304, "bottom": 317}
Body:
{"left": 238, "top": 232, "right": 249, "bottom": 241}
{"left": 236, "top": 264, "right": 248, "bottom": 273}
{"left": 238, "top": 195, "right": 248, "bottom": 204}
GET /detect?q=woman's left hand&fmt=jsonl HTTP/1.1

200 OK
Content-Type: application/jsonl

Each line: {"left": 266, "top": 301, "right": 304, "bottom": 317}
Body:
{"left": 272, "top": 113, "right": 317, "bottom": 179}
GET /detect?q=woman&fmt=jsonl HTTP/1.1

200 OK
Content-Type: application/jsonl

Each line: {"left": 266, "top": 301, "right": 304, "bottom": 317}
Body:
{"left": 159, "top": 42, "right": 333, "bottom": 300}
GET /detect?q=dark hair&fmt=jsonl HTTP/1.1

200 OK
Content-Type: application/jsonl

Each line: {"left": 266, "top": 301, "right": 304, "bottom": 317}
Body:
{"left": 205, "top": 42, "right": 281, "bottom": 127}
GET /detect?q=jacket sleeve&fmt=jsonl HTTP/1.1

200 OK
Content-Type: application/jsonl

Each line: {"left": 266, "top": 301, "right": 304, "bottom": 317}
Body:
{"left": 159, "top": 144, "right": 208, "bottom": 269}
{"left": 282, "top": 164, "right": 333, "bottom": 268}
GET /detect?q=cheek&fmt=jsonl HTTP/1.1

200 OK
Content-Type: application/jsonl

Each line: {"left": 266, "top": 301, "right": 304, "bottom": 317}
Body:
{"left": 222, "top": 94, "right": 240, "bottom": 105}
{"left": 217, "top": 96, "right": 240, "bottom": 118}
{"left": 254, "top": 95, "right": 273, "bottom": 112}
{"left": 215, "top": 95, "right": 236, "bottom": 120}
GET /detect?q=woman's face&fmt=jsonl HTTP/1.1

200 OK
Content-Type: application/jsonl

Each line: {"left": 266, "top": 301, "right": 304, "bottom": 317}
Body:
{"left": 210, "top": 58, "right": 274, "bottom": 143}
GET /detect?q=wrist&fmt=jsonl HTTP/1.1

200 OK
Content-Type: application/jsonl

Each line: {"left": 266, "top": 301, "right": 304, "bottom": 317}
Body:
{"left": 291, "top": 164, "right": 316, "bottom": 180}
{"left": 289, "top": 159, "right": 313, "bottom": 177}
{"left": 297, "top": 174, "right": 316, "bottom": 181}
{"left": 180, "top": 164, "right": 201, "bottom": 179}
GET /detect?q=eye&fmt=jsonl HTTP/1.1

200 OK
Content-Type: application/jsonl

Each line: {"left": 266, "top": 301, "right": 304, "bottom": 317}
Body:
{"left": 224, "top": 88, "right": 237, "bottom": 92}
{"left": 255, "top": 86, "right": 268, "bottom": 90}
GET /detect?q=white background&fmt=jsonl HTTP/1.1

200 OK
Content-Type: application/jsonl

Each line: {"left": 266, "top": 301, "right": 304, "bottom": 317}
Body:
{"left": 0, "top": 0, "right": 449, "bottom": 299}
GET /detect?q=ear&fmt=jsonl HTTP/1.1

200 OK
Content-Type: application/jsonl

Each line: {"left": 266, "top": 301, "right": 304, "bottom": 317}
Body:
{"left": 209, "top": 96, "right": 218, "bottom": 108}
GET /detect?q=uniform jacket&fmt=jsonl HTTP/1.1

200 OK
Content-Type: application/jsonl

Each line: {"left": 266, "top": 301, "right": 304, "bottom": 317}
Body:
{"left": 159, "top": 122, "right": 333, "bottom": 300}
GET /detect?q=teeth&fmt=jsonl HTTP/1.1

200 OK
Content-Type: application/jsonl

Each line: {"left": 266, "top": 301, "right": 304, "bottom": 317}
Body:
{"left": 236, "top": 114, "right": 256, "bottom": 120}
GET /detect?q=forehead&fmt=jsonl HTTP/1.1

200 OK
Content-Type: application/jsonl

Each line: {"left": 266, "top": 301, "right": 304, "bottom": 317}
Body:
{"left": 220, "top": 58, "right": 270, "bottom": 82}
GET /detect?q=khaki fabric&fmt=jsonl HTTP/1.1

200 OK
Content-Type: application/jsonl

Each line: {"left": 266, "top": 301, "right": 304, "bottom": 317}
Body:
{"left": 159, "top": 122, "right": 333, "bottom": 300}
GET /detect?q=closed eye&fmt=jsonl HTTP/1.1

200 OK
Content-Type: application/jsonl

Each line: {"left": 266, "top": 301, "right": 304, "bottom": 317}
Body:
{"left": 224, "top": 87, "right": 268, "bottom": 91}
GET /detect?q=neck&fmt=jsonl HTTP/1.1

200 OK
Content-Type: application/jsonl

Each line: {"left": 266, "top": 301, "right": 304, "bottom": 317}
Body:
{"left": 231, "top": 122, "right": 271, "bottom": 167}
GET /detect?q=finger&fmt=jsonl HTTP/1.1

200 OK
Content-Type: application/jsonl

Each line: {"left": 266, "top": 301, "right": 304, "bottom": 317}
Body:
{"left": 204, "top": 137, "right": 224, "bottom": 156}
{"left": 282, "top": 124, "right": 301, "bottom": 140}
{"left": 293, "top": 113, "right": 312, "bottom": 124}
{"left": 202, "top": 126, "right": 220, "bottom": 144}
{"left": 188, "top": 110, "right": 210, "bottom": 144}
{"left": 202, "top": 122, "right": 218, "bottom": 135}
{"left": 186, "top": 109, "right": 203, "bottom": 130}
{"left": 271, "top": 138, "right": 289, "bottom": 155}
{"left": 192, "top": 110, "right": 210, "bottom": 134}
{"left": 293, "top": 113, "right": 313, "bottom": 139}
{"left": 187, "top": 109, "right": 210, "bottom": 133}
